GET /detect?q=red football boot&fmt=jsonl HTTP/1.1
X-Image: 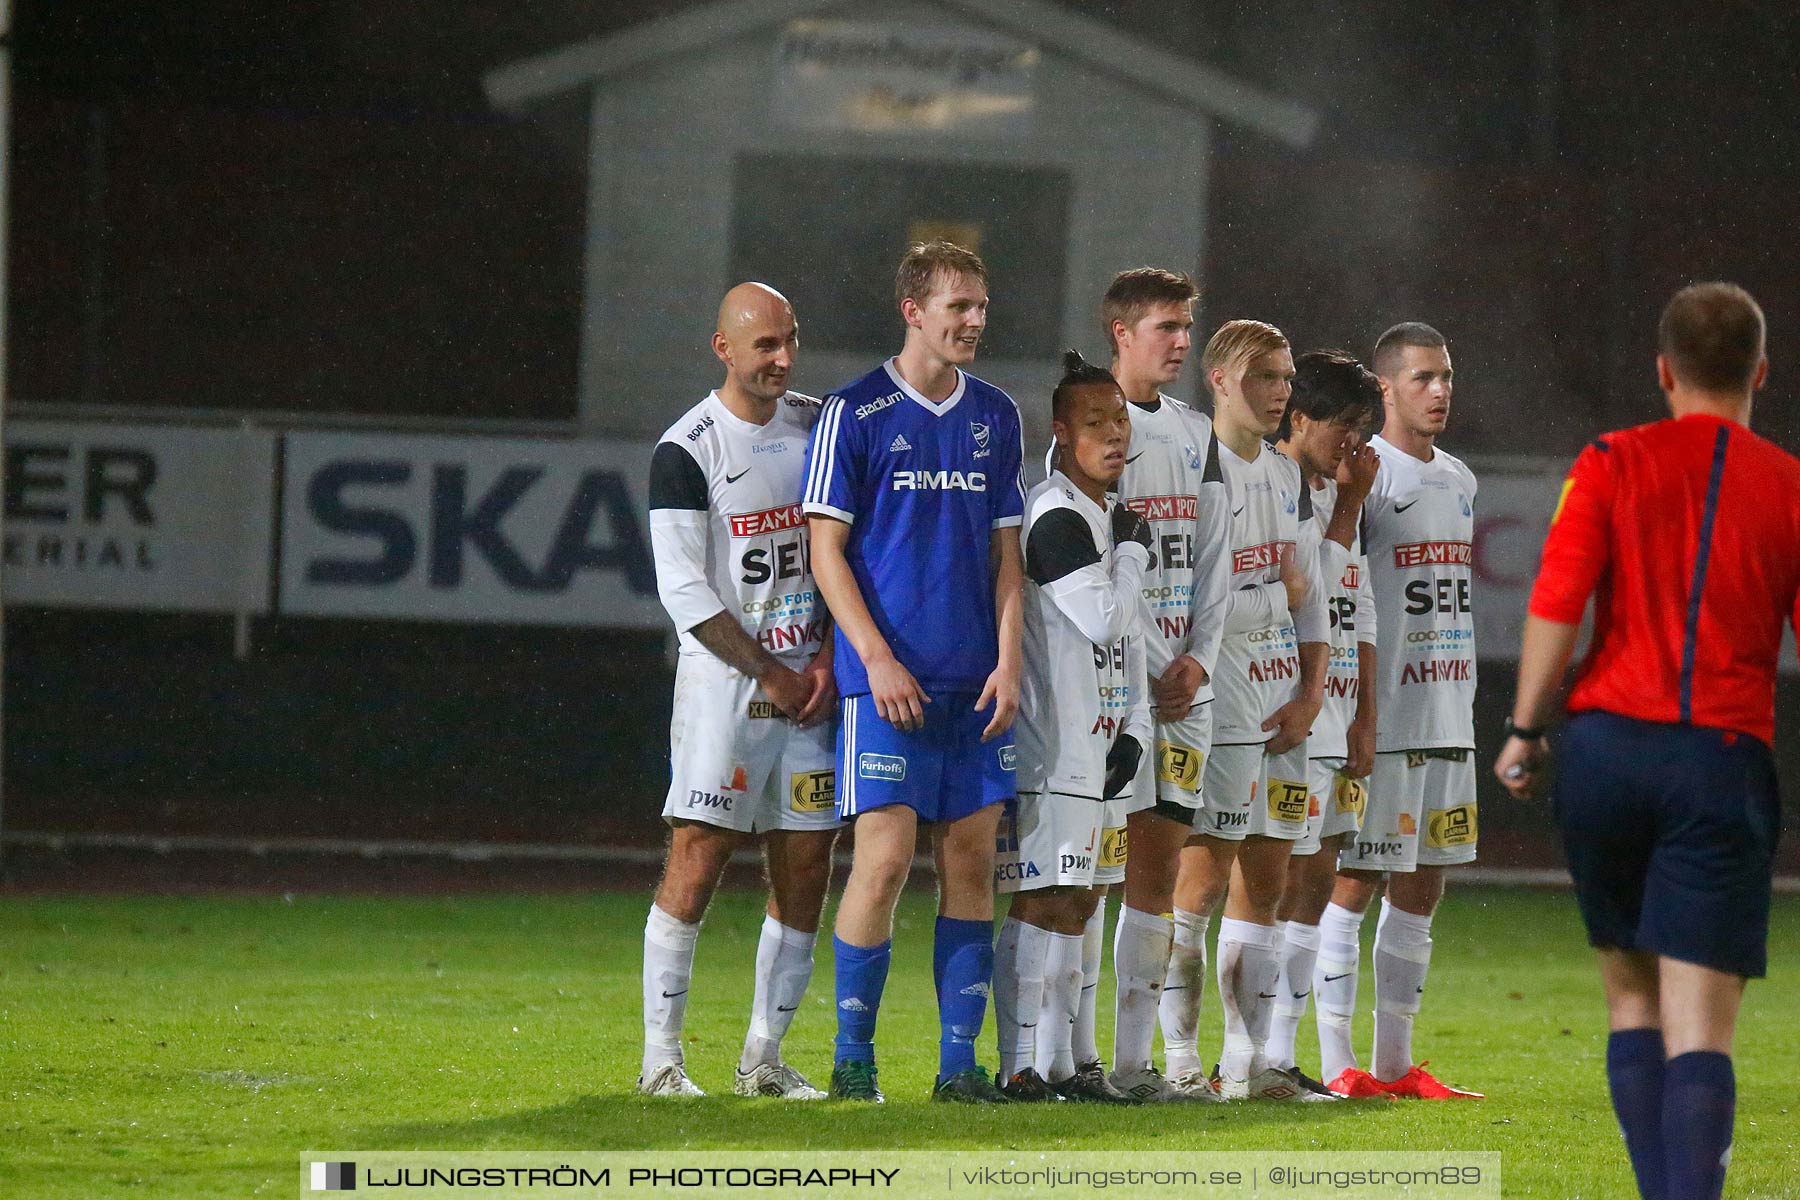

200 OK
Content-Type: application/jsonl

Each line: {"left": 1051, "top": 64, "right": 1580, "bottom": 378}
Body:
{"left": 1380, "top": 1061, "right": 1483, "bottom": 1099}
{"left": 1326, "top": 1067, "right": 1390, "bottom": 1099}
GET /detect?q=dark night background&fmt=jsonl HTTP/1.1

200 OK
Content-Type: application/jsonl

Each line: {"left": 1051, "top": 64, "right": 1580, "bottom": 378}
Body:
{"left": 5, "top": 0, "right": 1798, "bottom": 883}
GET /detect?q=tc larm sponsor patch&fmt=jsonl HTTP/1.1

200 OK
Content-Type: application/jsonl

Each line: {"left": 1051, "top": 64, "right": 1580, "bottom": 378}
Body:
{"left": 1267, "top": 778, "right": 1309, "bottom": 823}
{"left": 1333, "top": 775, "right": 1367, "bottom": 818}
{"left": 1156, "top": 741, "right": 1203, "bottom": 790}
{"left": 1098, "top": 825, "right": 1128, "bottom": 870}
{"left": 1427, "top": 803, "right": 1478, "bottom": 848}
{"left": 790, "top": 770, "right": 834, "bottom": 813}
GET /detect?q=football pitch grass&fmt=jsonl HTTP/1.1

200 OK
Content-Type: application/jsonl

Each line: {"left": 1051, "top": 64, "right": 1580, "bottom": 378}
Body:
{"left": 3, "top": 886, "right": 1797, "bottom": 1198}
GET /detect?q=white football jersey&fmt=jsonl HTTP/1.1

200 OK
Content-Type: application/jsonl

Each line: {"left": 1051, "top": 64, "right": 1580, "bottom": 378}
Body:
{"left": 648, "top": 391, "right": 825, "bottom": 663}
{"left": 1363, "top": 434, "right": 1478, "bottom": 751}
{"left": 1307, "top": 476, "right": 1377, "bottom": 760}
{"left": 1017, "top": 472, "right": 1152, "bottom": 800}
{"left": 1212, "top": 440, "right": 1330, "bottom": 745}
{"left": 1115, "top": 395, "right": 1231, "bottom": 703}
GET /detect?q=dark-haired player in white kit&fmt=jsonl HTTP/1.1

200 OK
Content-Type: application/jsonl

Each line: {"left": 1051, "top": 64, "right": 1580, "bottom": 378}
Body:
{"left": 1266, "top": 351, "right": 1383, "bottom": 1090}
{"left": 1326, "top": 322, "right": 1483, "bottom": 1100}
{"left": 641, "top": 283, "right": 839, "bottom": 1099}
{"left": 992, "top": 352, "right": 1148, "bottom": 1105}
{"left": 1096, "top": 270, "right": 1232, "bottom": 1104}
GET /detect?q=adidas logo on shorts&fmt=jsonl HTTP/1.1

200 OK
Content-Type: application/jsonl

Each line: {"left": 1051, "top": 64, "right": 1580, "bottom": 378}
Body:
{"left": 889, "top": 434, "right": 913, "bottom": 453}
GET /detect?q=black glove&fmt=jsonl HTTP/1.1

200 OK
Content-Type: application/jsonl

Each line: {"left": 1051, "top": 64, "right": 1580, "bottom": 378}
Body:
{"left": 1103, "top": 733, "right": 1143, "bottom": 800}
{"left": 1110, "top": 503, "right": 1152, "bottom": 552}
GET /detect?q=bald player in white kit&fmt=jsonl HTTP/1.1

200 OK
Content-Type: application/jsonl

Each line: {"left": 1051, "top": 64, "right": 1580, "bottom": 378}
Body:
{"left": 641, "top": 283, "right": 840, "bottom": 1099}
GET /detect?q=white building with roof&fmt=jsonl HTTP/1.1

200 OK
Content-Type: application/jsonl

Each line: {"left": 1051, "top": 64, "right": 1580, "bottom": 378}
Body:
{"left": 486, "top": 0, "right": 1317, "bottom": 446}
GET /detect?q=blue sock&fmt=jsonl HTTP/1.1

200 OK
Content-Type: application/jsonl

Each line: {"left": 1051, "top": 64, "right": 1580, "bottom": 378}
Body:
{"left": 1606, "top": 1029, "right": 1666, "bottom": 1200}
{"left": 832, "top": 935, "right": 890, "bottom": 1066}
{"left": 934, "top": 916, "right": 993, "bottom": 1083}
{"left": 1662, "top": 1051, "right": 1734, "bottom": 1200}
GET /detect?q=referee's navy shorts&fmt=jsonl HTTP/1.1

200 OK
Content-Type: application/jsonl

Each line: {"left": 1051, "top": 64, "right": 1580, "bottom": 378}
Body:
{"left": 1554, "top": 711, "right": 1782, "bottom": 978}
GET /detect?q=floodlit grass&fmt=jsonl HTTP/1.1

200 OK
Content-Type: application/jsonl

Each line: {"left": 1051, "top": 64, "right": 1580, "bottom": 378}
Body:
{"left": 2, "top": 888, "right": 1796, "bottom": 1198}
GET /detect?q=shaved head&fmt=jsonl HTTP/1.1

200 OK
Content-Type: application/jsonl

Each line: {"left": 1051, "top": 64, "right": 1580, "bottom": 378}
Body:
{"left": 717, "top": 281, "right": 793, "bottom": 336}
{"left": 712, "top": 282, "right": 799, "bottom": 406}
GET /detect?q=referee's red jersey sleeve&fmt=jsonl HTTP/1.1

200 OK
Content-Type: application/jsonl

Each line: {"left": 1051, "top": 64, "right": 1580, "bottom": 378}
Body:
{"left": 1528, "top": 441, "right": 1614, "bottom": 624}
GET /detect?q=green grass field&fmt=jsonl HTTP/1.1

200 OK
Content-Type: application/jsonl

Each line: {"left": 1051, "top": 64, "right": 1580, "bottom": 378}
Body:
{"left": 3, "top": 886, "right": 1797, "bottom": 1198}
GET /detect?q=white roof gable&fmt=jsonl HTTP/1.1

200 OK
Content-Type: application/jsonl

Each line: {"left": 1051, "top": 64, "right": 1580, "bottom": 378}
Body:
{"left": 485, "top": 0, "right": 1319, "bottom": 148}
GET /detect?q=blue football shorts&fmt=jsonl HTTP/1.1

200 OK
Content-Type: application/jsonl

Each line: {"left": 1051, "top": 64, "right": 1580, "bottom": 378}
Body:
{"left": 836, "top": 691, "right": 1015, "bottom": 824}
{"left": 1554, "top": 710, "right": 1782, "bottom": 979}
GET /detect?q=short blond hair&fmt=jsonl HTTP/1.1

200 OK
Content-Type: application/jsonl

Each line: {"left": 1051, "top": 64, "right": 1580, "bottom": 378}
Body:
{"left": 895, "top": 240, "right": 988, "bottom": 311}
{"left": 1201, "top": 319, "right": 1289, "bottom": 391}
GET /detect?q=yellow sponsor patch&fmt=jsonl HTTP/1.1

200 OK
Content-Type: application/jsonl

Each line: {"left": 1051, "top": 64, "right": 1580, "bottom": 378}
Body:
{"left": 1099, "top": 825, "right": 1128, "bottom": 870}
{"left": 1333, "top": 775, "right": 1367, "bottom": 819}
{"left": 1427, "top": 803, "right": 1478, "bottom": 848}
{"left": 1157, "top": 741, "right": 1204, "bottom": 791}
{"left": 1267, "top": 777, "right": 1309, "bottom": 824}
{"left": 790, "top": 770, "right": 835, "bottom": 813}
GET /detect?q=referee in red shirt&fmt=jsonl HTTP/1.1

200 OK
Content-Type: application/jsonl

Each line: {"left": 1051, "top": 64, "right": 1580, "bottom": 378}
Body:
{"left": 1496, "top": 282, "right": 1799, "bottom": 1200}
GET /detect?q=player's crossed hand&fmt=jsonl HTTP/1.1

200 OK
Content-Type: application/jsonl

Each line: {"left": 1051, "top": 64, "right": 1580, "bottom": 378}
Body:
{"left": 1153, "top": 654, "right": 1206, "bottom": 722}
{"left": 866, "top": 654, "right": 931, "bottom": 732}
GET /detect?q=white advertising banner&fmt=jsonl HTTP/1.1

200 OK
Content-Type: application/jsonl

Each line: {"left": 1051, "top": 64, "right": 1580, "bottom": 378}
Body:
{"left": 3, "top": 420, "right": 273, "bottom": 613}
{"left": 774, "top": 18, "right": 1038, "bottom": 136}
{"left": 278, "top": 432, "right": 663, "bottom": 628}
{"left": 1467, "top": 463, "right": 1565, "bottom": 663}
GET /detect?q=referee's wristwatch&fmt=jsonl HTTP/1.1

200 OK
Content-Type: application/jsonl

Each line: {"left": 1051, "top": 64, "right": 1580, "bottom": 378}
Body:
{"left": 1502, "top": 716, "right": 1546, "bottom": 741}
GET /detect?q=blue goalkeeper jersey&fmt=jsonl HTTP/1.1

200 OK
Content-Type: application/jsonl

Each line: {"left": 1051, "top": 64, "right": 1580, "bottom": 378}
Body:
{"left": 803, "top": 358, "right": 1026, "bottom": 698}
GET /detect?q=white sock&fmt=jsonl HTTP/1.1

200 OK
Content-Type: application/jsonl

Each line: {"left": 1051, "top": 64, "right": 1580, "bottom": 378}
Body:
{"left": 1268, "top": 919, "right": 1321, "bottom": 1071}
{"left": 1216, "top": 917, "right": 1280, "bottom": 1081}
{"left": 1372, "top": 897, "right": 1434, "bottom": 1083}
{"left": 740, "top": 916, "right": 816, "bottom": 1072}
{"left": 1315, "top": 902, "right": 1366, "bottom": 1082}
{"left": 1112, "top": 906, "right": 1174, "bottom": 1072}
{"left": 643, "top": 904, "right": 701, "bottom": 1077}
{"left": 1072, "top": 901, "right": 1106, "bottom": 1066}
{"left": 1158, "top": 908, "right": 1210, "bottom": 1077}
{"left": 1037, "top": 931, "right": 1085, "bottom": 1083}
{"left": 994, "top": 917, "right": 1050, "bottom": 1081}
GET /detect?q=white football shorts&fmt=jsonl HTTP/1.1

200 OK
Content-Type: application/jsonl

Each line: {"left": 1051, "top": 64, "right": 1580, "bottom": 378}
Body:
{"left": 661, "top": 652, "right": 840, "bottom": 835}
{"left": 1337, "top": 748, "right": 1477, "bottom": 873}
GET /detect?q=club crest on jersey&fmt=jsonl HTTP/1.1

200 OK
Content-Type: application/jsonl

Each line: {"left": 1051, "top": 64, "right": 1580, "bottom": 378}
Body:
{"left": 1459, "top": 493, "right": 1472, "bottom": 517}
{"left": 1186, "top": 444, "right": 1202, "bottom": 469}
{"left": 971, "top": 421, "right": 991, "bottom": 450}
{"left": 1281, "top": 488, "right": 1296, "bottom": 515}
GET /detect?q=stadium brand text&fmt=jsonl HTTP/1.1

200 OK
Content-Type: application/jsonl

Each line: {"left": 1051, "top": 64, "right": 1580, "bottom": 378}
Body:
{"left": 854, "top": 393, "right": 902, "bottom": 420}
